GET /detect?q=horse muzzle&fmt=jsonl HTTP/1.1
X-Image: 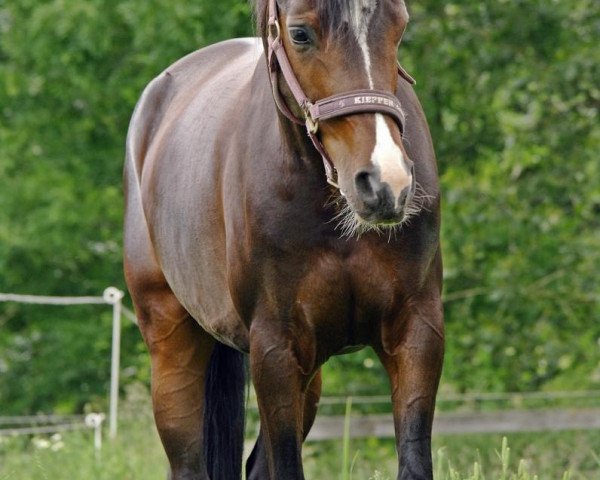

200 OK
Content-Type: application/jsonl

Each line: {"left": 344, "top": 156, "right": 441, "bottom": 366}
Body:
{"left": 352, "top": 164, "right": 414, "bottom": 225}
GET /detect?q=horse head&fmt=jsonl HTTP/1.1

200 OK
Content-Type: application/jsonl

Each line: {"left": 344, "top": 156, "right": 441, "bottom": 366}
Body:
{"left": 261, "top": 0, "right": 415, "bottom": 232}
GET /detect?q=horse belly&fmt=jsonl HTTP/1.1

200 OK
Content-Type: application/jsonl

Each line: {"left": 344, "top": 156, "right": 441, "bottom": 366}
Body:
{"left": 138, "top": 40, "right": 264, "bottom": 352}
{"left": 149, "top": 184, "right": 249, "bottom": 351}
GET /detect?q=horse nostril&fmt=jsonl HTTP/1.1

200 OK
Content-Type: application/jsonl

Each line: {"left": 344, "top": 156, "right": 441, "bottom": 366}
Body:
{"left": 354, "top": 170, "right": 379, "bottom": 205}
{"left": 397, "top": 186, "right": 411, "bottom": 210}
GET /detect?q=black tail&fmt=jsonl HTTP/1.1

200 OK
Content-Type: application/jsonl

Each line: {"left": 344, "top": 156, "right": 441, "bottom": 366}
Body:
{"left": 203, "top": 342, "right": 246, "bottom": 480}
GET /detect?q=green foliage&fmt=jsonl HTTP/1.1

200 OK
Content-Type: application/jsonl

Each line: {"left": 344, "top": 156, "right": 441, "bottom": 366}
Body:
{"left": 0, "top": 0, "right": 252, "bottom": 414}
{"left": 401, "top": 0, "right": 600, "bottom": 393}
{"left": 0, "top": 0, "right": 598, "bottom": 414}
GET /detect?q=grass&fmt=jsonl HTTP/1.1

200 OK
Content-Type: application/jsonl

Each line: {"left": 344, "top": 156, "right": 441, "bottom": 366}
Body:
{"left": 1, "top": 389, "right": 599, "bottom": 480}
{"left": 303, "top": 431, "right": 600, "bottom": 479}
{"left": 2, "top": 421, "right": 599, "bottom": 479}
{"left": 0, "top": 420, "right": 165, "bottom": 480}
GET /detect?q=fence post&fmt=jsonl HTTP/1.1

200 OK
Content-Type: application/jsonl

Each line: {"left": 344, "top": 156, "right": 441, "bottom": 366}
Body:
{"left": 104, "top": 287, "right": 124, "bottom": 439}
{"left": 85, "top": 412, "right": 106, "bottom": 456}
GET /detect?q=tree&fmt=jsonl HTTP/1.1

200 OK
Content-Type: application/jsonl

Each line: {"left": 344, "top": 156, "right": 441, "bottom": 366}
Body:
{"left": 0, "top": 0, "right": 598, "bottom": 413}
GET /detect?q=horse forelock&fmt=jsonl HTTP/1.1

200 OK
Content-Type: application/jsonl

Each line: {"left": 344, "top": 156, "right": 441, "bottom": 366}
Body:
{"left": 253, "top": 0, "right": 379, "bottom": 39}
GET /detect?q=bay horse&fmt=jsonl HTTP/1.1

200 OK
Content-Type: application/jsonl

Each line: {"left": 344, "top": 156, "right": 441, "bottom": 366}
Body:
{"left": 124, "top": 0, "right": 443, "bottom": 479}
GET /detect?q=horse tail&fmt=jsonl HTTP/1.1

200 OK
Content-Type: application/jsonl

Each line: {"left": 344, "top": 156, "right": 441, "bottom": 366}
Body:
{"left": 203, "top": 341, "right": 246, "bottom": 480}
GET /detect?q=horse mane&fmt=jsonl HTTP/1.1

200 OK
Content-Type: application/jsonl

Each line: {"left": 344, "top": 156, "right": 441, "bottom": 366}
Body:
{"left": 253, "top": 0, "right": 359, "bottom": 38}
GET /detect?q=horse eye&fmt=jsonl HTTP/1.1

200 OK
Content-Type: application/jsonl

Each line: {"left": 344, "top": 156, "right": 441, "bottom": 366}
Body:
{"left": 288, "top": 27, "right": 311, "bottom": 45}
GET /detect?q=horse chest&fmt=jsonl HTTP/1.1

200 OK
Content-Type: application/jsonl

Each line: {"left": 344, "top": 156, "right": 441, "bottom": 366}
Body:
{"left": 228, "top": 234, "right": 419, "bottom": 360}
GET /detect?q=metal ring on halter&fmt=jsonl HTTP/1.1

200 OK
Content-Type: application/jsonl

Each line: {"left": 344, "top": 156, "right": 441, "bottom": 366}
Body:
{"left": 305, "top": 114, "right": 319, "bottom": 134}
{"left": 268, "top": 17, "right": 281, "bottom": 42}
{"left": 303, "top": 103, "right": 319, "bottom": 134}
{"left": 326, "top": 176, "right": 340, "bottom": 189}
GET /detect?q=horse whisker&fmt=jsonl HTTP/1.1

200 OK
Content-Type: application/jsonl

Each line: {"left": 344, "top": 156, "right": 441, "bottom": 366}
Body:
{"left": 323, "top": 177, "right": 437, "bottom": 240}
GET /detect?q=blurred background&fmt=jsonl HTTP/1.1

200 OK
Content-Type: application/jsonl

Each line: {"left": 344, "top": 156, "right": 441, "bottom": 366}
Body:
{"left": 0, "top": 0, "right": 598, "bottom": 478}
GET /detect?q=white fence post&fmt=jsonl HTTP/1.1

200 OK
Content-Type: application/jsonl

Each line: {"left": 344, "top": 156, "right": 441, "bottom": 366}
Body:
{"left": 85, "top": 412, "right": 106, "bottom": 456}
{"left": 103, "top": 287, "right": 124, "bottom": 439}
{"left": 0, "top": 288, "right": 132, "bottom": 441}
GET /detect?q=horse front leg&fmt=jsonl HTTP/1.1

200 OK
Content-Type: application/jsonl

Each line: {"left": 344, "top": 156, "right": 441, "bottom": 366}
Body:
{"left": 246, "top": 368, "right": 321, "bottom": 479}
{"left": 248, "top": 318, "right": 315, "bottom": 480}
{"left": 376, "top": 299, "right": 444, "bottom": 480}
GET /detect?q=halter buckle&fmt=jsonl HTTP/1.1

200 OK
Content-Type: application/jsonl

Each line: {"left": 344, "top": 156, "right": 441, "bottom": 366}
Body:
{"left": 326, "top": 175, "right": 340, "bottom": 189}
{"left": 303, "top": 103, "right": 319, "bottom": 134}
{"left": 305, "top": 116, "right": 319, "bottom": 134}
{"left": 323, "top": 159, "right": 339, "bottom": 189}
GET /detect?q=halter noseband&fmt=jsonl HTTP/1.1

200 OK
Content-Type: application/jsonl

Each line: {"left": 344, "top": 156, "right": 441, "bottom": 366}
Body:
{"left": 266, "top": 0, "right": 415, "bottom": 188}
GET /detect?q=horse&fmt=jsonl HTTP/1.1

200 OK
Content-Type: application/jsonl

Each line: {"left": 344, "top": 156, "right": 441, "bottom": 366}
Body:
{"left": 123, "top": 0, "right": 443, "bottom": 478}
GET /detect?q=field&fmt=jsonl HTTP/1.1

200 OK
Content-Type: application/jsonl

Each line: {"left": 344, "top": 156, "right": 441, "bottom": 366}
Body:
{"left": 2, "top": 415, "right": 599, "bottom": 480}
{"left": 2, "top": 383, "right": 599, "bottom": 480}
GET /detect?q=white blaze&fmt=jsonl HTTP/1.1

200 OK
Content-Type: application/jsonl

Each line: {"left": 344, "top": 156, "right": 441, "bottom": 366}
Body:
{"left": 371, "top": 114, "right": 411, "bottom": 202}
{"left": 351, "top": 0, "right": 412, "bottom": 202}
{"left": 351, "top": 0, "right": 375, "bottom": 89}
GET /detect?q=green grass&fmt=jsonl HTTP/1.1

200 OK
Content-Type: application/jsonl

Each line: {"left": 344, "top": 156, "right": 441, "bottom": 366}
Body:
{"left": 303, "top": 431, "right": 600, "bottom": 480}
{"left": 1, "top": 389, "right": 599, "bottom": 480}
{"left": 0, "top": 420, "right": 165, "bottom": 480}
{"left": 2, "top": 420, "right": 599, "bottom": 479}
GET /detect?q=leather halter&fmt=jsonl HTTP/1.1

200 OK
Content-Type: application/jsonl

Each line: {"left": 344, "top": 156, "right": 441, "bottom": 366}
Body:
{"left": 266, "top": 0, "right": 415, "bottom": 187}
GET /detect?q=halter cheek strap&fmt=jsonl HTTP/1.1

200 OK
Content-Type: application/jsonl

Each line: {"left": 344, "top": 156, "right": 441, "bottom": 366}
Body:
{"left": 266, "top": 0, "right": 415, "bottom": 188}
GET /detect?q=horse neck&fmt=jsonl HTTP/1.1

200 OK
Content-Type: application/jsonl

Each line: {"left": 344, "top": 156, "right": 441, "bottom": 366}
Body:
{"left": 251, "top": 55, "right": 327, "bottom": 180}
{"left": 242, "top": 55, "right": 341, "bottom": 233}
{"left": 278, "top": 117, "right": 319, "bottom": 164}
